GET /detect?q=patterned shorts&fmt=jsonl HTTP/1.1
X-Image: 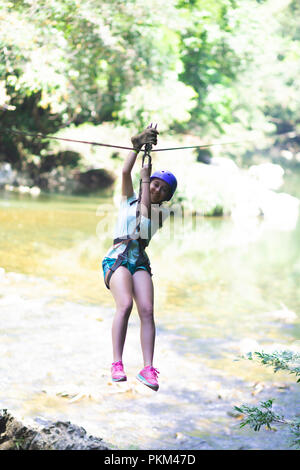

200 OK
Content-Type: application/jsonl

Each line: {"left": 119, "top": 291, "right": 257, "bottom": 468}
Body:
{"left": 102, "top": 256, "right": 152, "bottom": 289}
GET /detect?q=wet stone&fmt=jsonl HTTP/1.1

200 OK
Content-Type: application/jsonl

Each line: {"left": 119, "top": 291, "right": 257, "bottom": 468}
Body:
{"left": 0, "top": 409, "right": 112, "bottom": 450}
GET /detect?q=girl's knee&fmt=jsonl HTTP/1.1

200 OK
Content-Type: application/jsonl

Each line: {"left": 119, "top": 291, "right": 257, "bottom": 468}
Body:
{"left": 139, "top": 304, "right": 154, "bottom": 322}
{"left": 117, "top": 298, "right": 133, "bottom": 318}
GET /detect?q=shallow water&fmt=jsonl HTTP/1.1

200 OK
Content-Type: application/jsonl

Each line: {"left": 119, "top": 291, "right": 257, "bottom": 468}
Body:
{"left": 0, "top": 182, "right": 299, "bottom": 450}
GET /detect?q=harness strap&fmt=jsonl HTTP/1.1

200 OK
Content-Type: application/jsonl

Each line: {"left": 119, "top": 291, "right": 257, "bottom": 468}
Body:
{"left": 105, "top": 239, "right": 132, "bottom": 289}
{"left": 105, "top": 238, "right": 151, "bottom": 289}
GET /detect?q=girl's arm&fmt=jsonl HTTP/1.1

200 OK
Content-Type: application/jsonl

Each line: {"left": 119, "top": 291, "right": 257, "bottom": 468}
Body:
{"left": 140, "top": 164, "right": 151, "bottom": 218}
{"left": 122, "top": 127, "right": 158, "bottom": 199}
{"left": 122, "top": 150, "right": 138, "bottom": 198}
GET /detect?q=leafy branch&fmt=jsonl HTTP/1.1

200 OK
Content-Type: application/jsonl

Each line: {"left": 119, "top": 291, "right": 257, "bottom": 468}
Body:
{"left": 235, "top": 399, "right": 286, "bottom": 432}
{"left": 234, "top": 350, "right": 300, "bottom": 448}
{"left": 243, "top": 350, "right": 300, "bottom": 382}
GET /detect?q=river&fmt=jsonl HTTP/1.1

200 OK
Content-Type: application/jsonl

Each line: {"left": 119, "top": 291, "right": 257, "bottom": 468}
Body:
{"left": 0, "top": 171, "right": 299, "bottom": 450}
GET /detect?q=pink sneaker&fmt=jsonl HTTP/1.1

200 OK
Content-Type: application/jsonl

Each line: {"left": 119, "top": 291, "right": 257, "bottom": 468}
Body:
{"left": 137, "top": 366, "right": 159, "bottom": 391}
{"left": 111, "top": 361, "right": 127, "bottom": 382}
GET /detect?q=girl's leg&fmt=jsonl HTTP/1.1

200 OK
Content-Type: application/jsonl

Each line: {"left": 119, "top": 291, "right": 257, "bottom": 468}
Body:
{"left": 132, "top": 270, "right": 155, "bottom": 367}
{"left": 108, "top": 266, "right": 134, "bottom": 363}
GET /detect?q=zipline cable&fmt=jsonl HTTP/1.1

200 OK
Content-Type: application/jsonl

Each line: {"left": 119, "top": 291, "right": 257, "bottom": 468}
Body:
{"left": 0, "top": 127, "right": 135, "bottom": 151}
{"left": 0, "top": 127, "right": 252, "bottom": 153}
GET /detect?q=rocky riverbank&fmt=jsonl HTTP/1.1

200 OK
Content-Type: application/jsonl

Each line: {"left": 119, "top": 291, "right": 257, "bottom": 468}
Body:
{"left": 1, "top": 155, "right": 299, "bottom": 228}
{"left": 0, "top": 161, "right": 114, "bottom": 196}
{"left": 0, "top": 409, "right": 112, "bottom": 450}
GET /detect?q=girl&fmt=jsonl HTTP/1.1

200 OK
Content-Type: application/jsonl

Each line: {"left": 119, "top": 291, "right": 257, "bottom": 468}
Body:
{"left": 102, "top": 126, "right": 177, "bottom": 391}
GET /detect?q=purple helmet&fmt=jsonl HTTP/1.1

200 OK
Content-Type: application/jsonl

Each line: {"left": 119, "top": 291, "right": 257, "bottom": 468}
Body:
{"left": 150, "top": 170, "right": 177, "bottom": 201}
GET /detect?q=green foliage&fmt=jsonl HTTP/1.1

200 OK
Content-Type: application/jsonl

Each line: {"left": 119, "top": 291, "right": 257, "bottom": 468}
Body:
{"left": 177, "top": 0, "right": 241, "bottom": 132}
{"left": 0, "top": 0, "right": 184, "bottom": 125}
{"left": 235, "top": 399, "right": 284, "bottom": 432}
{"left": 1, "top": 0, "right": 300, "bottom": 177}
{"left": 235, "top": 349, "right": 300, "bottom": 448}
{"left": 244, "top": 350, "right": 300, "bottom": 382}
{"left": 235, "top": 400, "right": 300, "bottom": 448}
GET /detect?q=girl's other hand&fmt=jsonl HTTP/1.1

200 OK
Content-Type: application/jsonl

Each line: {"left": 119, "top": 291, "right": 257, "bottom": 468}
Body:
{"left": 141, "top": 163, "right": 151, "bottom": 181}
{"left": 131, "top": 126, "right": 159, "bottom": 152}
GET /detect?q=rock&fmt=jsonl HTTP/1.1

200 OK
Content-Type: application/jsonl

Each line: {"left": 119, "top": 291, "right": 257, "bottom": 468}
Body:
{"left": 266, "top": 303, "right": 298, "bottom": 323}
{"left": 29, "top": 186, "right": 41, "bottom": 197}
{"left": 196, "top": 149, "right": 212, "bottom": 164}
{"left": 248, "top": 163, "right": 284, "bottom": 190}
{"left": 0, "top": 162, "right": 16, "bottom": 187}
{"left": 36, "top": 167, "right": 115, "bottom": 194}
{"left": 73, "top": 168, "right": 115, "bottom": 193}
{"left": 258, "top": 191, "right": 299, "bottom": 230}
{"left": 237, "top": 338, "right": 260, "bottom": 355}
{"left": 280, "top": 150, "right": 293, "bottom": 161}
{"left": 0, "top": 409, "right": 112, "bottom": 450}
{"left": 210, "top": 156, "right": 239, "bottom": 173}
{"left": 1, "top": 158, "right": 115, "bottom": 195}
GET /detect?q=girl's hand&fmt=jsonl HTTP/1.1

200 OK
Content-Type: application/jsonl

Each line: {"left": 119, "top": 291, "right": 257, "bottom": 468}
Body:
{"left": 141, "top": 163, "right": 151, "bottom": 181}
{"left": 131, "top": 126, "right": 159, "bottom": 152}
